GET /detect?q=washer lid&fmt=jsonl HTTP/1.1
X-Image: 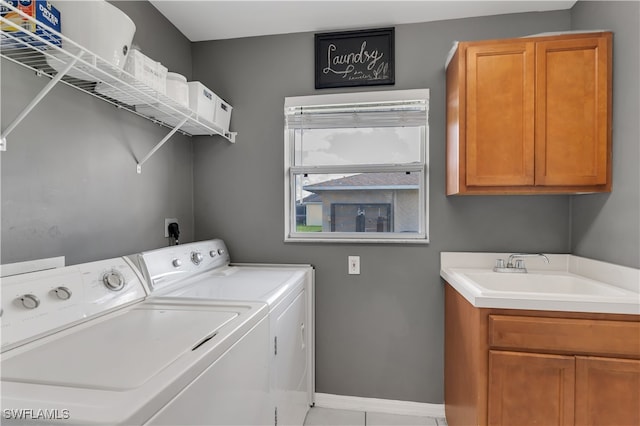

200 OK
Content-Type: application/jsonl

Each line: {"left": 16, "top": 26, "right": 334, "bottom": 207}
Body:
{"left": 158, "top": 268, "right": 306, "bottom": 306}
{"left": 1, "top": 306, "right": 238, "bottom": 390}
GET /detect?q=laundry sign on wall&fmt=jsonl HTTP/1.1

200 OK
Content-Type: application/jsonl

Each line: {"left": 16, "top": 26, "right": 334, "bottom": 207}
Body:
{"left": 314, "top": 27, "right": 395, "bottom": 89}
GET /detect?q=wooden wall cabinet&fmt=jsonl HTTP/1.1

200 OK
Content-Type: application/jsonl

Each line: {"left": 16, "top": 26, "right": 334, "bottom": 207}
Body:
{"left": 446, "top": 32, "right": 613, "bottom": 195}
{"left": 444, "top": 284, "right": 640, "bottom": 426}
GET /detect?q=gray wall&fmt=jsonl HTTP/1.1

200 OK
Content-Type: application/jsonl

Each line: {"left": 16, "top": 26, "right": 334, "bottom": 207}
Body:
{"left": 570, "top": 1, "right": 640, "bottom": 268}
{"left": 0, "top": 1, "right": 195, "bottom": 265}
{"left": 191, "top": 11, "right": 572, "bottom": 403}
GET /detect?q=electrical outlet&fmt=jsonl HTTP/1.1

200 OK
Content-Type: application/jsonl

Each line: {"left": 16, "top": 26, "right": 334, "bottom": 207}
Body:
{"left": 348, "top": 256, "right": 360, "bottom": 275}
{"left": 164, "top": 218, "right": 178, "bottom": 237}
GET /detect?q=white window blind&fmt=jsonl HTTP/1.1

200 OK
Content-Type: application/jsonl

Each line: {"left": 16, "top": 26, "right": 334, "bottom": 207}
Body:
{"left": 285, "top": 100, "right": 428, "bottom": 129}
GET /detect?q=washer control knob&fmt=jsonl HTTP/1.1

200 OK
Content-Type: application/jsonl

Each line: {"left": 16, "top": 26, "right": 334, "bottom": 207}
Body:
{"left": 103, "top": 270, "right": 125, "bottom": 291}
{"left": 53, "top": 286, "right": 72, "bottom": 300}
{"left": 191, "top": 251, "right": 203, "bottom": 265}
{"left": 218, "top": 248, "right": 226, "bottom": 256}
{"left": 172, "top": 258, "right": 182, "bottom": 268}
{"left": 20, "top": 294, "right": 40, "bottom": 309}
{"left": 209, "top": 250, "right": 217, "bottom": 258}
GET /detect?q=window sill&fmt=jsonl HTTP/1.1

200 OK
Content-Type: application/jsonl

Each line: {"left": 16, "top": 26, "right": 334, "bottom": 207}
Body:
{"left": 285, "top": 234, "right": 430, "bottom": 244}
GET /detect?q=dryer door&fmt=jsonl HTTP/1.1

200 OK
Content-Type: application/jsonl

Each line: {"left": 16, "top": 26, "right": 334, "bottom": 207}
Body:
{"left": 274, "top": 289, "right": 309, "bottom": 426}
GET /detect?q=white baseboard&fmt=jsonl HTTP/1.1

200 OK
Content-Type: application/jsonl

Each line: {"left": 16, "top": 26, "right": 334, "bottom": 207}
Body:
{"left": 314, "top": 393, "right": 445, "bottom": 418}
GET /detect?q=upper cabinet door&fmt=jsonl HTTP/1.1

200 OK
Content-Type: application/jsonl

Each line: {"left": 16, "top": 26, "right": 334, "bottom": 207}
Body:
{"left": 535, "top": 35, "right": 612, "bottom": 187}
{"left": 466, "top": 42, "right": 535, "bottom": 187}
{"left": 446, "top": 32, "right": 612, "bottom": 195}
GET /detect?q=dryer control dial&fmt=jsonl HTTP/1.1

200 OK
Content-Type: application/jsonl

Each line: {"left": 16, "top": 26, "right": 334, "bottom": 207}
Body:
{"left": 218, "top": 248, "right": 226, "bottom": 256}
{"left": 102, "top": 270, "right": 125, "bottom": 291}
{"left": 19, "top": 294, "right": 40, "bottom": 309}
{"left": 172, "top": 258, "right": 182, "bottom": 268}
{"left": 53, "top": 286, "right": 72, "bottom": 300}
{"left": 191, "top": 251, "right": 203, "bottom": 265}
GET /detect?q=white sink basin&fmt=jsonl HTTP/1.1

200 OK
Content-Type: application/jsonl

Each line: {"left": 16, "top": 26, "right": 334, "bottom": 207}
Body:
{"left": 440, "top": 252, "right": 640, "bottom": 314}
{"left": 462, "top": 271, "right": 636, "bottom": 297}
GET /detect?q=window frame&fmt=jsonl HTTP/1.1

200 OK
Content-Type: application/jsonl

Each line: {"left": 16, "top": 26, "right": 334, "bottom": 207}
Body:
{"left": 284, "top": 89, "right": 430, "bottom": 244}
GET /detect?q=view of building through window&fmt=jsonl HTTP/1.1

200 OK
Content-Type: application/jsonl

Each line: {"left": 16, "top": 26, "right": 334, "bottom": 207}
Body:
{"left": 296, "top": 171, "right": 419, "bottom": 234}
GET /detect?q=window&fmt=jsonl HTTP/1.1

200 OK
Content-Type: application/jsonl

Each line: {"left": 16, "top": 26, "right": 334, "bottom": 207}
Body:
{"left": 284, "top": 89, "right": 429, "bottom": 243}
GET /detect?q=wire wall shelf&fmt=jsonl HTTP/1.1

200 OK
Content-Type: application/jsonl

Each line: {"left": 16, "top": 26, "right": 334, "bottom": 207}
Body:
{"left": 0, "top": 0, "right": 235, "bottom": 172}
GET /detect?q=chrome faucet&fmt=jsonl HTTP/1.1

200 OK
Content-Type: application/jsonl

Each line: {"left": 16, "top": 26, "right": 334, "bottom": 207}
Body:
{"left": 494, "top": 253, "right": 550, "bottom": 273}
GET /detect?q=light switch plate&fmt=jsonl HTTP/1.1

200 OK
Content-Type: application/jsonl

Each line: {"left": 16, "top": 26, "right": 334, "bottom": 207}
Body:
{"left": 348, "top": 256, "right": 360, "bottom": 275}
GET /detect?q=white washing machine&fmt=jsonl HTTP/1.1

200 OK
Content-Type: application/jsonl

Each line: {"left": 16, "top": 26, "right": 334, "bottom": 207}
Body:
{"left": 136, "top": 239, "right": 315, "bottom": 426}
{"left": 0, "top": 257, "right": 270, "bottom": 425}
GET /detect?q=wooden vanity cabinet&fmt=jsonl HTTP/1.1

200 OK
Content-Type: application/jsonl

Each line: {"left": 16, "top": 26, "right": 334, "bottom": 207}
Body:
{"left": 446, "top": 32, "right": 612, "bottom": 195}
{"left": 444, "top": 284, "right": 640, "bottom": 426}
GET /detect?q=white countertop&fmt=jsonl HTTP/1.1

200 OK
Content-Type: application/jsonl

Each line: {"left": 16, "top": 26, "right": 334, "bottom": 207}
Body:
{"left": 441, "top": 252, "right": 640, "bottom": 315}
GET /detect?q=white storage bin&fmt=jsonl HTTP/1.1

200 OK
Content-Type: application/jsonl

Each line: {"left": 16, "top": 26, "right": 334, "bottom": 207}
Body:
{"left": 166, "top": 72, "right": 189, "bottom": 107}
{"left": 188, "top": 81, "right": 216, "bottom": 123}
{"left": 214, "top": 97, "right": 233, "bottom": 132}
{"left": 156, "top": 65, "right": 168, "bottom": 94}
{"left": 124, "top": 49, "right": 167, "bottom": 95}
{"left": 94, "top": 50, "right": 167, "bottom": 105}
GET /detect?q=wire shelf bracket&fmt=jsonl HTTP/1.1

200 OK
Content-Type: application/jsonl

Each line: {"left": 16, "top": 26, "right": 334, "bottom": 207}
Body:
{"left": 1, "top": 52, "right": 82, "bottom": 151}
{"left": 136, "top": 115, "right": 190, "bottom": 174}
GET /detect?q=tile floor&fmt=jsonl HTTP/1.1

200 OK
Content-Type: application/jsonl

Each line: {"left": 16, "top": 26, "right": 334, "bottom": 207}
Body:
{"left": 304, "top": 407, "right": 447, "bottom": 426}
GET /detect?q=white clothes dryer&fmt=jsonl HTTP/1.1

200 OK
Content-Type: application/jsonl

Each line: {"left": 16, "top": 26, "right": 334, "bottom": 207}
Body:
{"left": 136, "top": 239, "right": 315, "bottom": 426}
{"left": 1, "top": 257, "right": 270, "bottom": 425}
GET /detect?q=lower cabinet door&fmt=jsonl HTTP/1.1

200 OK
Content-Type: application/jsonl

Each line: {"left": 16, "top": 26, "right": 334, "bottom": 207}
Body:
{"left": 274, "top": 290, "right": 309, "bottom": 426}
{"left": 488, "top": 350, "right": 575, "bottom": 426}
{"left": 575, "top": 356, "right": 640, "bottom": 426}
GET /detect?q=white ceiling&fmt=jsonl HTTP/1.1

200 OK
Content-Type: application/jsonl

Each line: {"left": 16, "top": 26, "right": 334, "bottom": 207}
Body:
{"left": 149, "top": 1, "right": 577, "bottom": 42}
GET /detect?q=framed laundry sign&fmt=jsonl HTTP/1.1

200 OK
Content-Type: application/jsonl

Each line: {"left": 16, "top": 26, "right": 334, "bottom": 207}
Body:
{"left": 315, "top": 27, "right": 395, "bottom": 89}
